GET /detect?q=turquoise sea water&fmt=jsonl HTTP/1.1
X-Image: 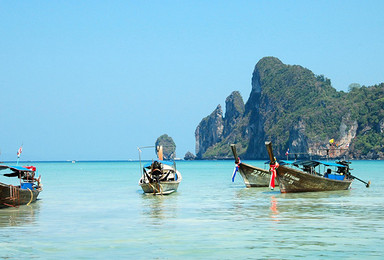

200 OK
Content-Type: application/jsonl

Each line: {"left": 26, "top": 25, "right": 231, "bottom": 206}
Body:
{"left": 0, "top": 160, "right": 383, "bottom": 259}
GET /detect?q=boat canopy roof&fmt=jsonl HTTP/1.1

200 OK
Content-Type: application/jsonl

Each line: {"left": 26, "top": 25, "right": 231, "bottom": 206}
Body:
{"left": 293, "top": 160, "right": 320, "bottom": 168}
{"left": 277, "top": 160, "right": 296, "bottom": 165}
{"left": 265, "top": 160, "right": 298, "bottom": 165}
{"left": 275, "top": 160, "right": 318, "bottom": 167}
{"left": 278, "top": 160, "right": 347, "bottom": 168}
{"left": 0, "top": 165, "right": 33, "bottom": 172}
{"left": 143, "top": 160, "right": 174, "bottom": 169}
{"left": 0, "top": 165, "right": 33, "bottom": 177}
{"left": 314, "top": 161, "right": 347, "bottom": 168}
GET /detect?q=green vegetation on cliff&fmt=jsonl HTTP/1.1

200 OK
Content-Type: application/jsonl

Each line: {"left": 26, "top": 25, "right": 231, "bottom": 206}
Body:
{"left": 196, "top": 57, "right": 384, "bottom": 159}
{"left": 347, "top": 84, "right": 384, "bottom": 158}
{"left": 255, "top": 57, "right": 346, "bottom": 152}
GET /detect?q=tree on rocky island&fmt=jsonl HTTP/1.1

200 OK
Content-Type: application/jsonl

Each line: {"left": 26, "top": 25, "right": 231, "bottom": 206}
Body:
{"left": 184, "top": 151, "right": 196, "bottom": 160}
{"left": 155, "top": 134, "right": 176, "bottom": 160}
{"left": 348, "top": 83, "right": 361, "bottom": 92}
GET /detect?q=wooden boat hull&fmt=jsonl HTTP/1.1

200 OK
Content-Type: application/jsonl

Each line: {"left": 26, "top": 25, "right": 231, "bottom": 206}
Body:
{"left": 276, "top": 165, "right": 353, "bottom": 193}
{"left": 237, "top": 163, "right": 274, "bottom": 187}
{"left": 0, "top": 182, "right": 41, "bottom": 208}
{"left": 139, "top": 181, "right": 180, "bottom": 195}
{"left": 230, "top": 144, "right": 275, "bottom": 188}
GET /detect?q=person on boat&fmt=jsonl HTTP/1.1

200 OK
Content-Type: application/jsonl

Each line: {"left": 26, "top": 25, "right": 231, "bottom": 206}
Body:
{"left": 303, "top": 165, "right": 312, "bottom": 173}
{"left": 150, "top": 161, "right": 163, "bottom": 182}
{"left": 337, "top": 166, "right": 348, "bottom": 175}
{"left": 324, "top": 168, "right": 332, "bottom": 178}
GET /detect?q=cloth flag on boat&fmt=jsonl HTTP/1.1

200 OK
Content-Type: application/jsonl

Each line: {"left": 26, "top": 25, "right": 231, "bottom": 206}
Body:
{"left": 232, "top": 158, "right": 241, "bottom": 182}
{"left": 269, "top": 161, "right": 279, "bottom": 189}
{"left": 17, "top": 146, "right": 23, "bottom": 157}
{"left": 285, "top": 148, "right": 290, "bottom": 156}
{"left": 157, "top": 146, "right": 164, "bottom": 161}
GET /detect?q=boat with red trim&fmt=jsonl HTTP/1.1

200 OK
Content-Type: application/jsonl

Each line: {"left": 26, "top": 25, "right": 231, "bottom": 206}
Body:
{"left": 0, "top": 165, "right": 42, "bottom": 208}
{"left": 230, "top": 144, "right": 275, "bottom": 187}
{"left": 265, "top": 141, "right": 370, "bottom": 193}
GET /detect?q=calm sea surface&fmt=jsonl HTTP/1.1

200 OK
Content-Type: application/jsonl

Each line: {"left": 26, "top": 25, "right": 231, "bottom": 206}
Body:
{"left": 0, "top": 160, "right": 383, "bottom": 259}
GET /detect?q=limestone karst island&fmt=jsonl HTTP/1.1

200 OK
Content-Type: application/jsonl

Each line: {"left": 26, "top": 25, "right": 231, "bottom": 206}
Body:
{"left": 195, "top": 57, "right": 384, "bottom": 160}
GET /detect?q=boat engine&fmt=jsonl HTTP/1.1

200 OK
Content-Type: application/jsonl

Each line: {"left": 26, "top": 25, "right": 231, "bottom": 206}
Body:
{"left": 151, "top": 161, "right": 163, "bottom": 183}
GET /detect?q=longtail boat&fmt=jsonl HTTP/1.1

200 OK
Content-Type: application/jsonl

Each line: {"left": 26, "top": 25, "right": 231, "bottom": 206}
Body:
{"left": 138, "top": 146, "right": 182, "bottom": 195}
{"left": 230, "top": 144, "right": 273, "bottom": 187}
{"left": 265, "top": 141, "right": 370, "bottom": 193}
{"left": 0, "top": 165, "right": 42, "bottom": 208}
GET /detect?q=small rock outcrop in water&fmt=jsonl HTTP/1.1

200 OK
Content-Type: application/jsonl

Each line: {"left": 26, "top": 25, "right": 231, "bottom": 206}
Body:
{"left": 184, "top": 151, "right": 196, "bottom": 160}
{"left": 195, "top": 56, "right": 384, "bottom": 159}
{"left": 155, "top": 134, "right": 176, "bottom": 160}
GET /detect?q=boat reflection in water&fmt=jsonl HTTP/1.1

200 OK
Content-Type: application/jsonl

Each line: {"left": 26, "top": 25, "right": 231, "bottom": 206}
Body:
{"left": 141, "top": 195, "right": 166, "bottom": 220}
{"left": 269, "top": 196, "right": 279, "bottom": 222}
{"left": 140, "top": 194, "right": 178, "bottom": 225}
{"left": 0, "top": 202, "right": 41, "bottom": 227}
{"left": 274, "top": 190, "right": 353, "bottom": 223}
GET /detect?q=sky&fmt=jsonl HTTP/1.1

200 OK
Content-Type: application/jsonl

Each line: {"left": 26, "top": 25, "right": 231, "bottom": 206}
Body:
{"left": 1, "top": 1, "right": 384, "bottom": 161}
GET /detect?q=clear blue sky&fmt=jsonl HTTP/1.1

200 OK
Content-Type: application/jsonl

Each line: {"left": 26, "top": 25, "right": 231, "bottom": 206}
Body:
{"left": 1, "top": 1, "right": 383, "bottom": 161}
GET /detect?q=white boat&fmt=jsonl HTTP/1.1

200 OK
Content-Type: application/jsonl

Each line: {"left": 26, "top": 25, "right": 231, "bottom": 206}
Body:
{"left": 139, "top": 160, "right": 182, "bottom": 195}
{"left": 138, "top": 146, "right": 182, "bottom": 195}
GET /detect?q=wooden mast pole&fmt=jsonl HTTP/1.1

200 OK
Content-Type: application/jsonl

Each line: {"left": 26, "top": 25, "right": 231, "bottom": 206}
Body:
{"left": 265, "top": 141, "right": 276, "bottom": 164}
{"left": 230, "top": 144, "right": 239, "bottom": 164}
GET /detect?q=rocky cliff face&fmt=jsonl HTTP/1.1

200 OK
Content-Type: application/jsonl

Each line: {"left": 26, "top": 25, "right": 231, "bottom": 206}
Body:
{"left": 195, "top": 92, "right": 249, "bottom": 159}
{"left": 195, "top": 57, "right": 384, "bottom": 159}
{"left": 195, "top": 105, "right": 224, "bottom": 158}
{"left": 224, "top": 91, "right": 245, "bottom": 137}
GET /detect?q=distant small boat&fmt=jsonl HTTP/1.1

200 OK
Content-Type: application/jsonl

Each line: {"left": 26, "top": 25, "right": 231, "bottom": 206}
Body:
{"left": 230, "top": 144, "right": 273, "bottom": 187}
{"left": 265, "top": 141, "right": 370, "bottom": 193}
{"left": 138, "top": 146, "right": 182, "bottom": 195}
{"left": 0, "top": 165, "right": 42, "bottom": 208}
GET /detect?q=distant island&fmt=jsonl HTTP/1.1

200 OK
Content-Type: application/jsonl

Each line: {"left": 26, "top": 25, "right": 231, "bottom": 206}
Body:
{"left": 155, "top": 134, "right": 176, "bottom": 160}
{"left": 195, "top": 57, "right": 384, "bottom": 160}
{"left": 155, "top": 134, "right": 198, "bottom": 160}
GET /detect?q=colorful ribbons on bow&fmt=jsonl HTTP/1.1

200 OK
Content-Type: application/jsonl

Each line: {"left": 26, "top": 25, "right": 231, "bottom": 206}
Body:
{"left": 269, "top": 161, "right": 279, "bottom": 189}
{"left": 232, "top": 158, "right": 241, "bottom": 182}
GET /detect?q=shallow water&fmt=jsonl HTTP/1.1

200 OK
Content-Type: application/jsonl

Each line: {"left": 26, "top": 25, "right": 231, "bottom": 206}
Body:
{"left": 0, "top": 160, "right": 383, "bottom": 259}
